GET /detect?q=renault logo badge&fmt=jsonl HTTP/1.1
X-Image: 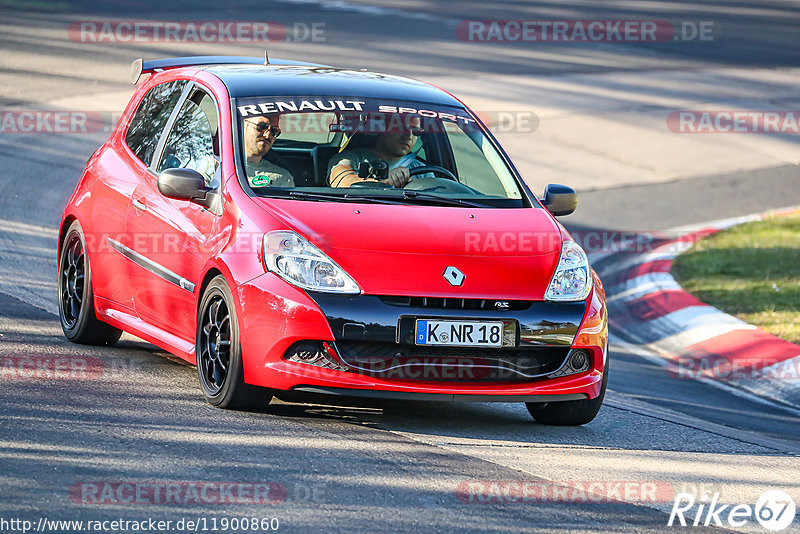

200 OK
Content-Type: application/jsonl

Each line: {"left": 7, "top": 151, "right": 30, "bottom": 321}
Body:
{"left": 443, "top": 266, "right": 465, "bottom": 286}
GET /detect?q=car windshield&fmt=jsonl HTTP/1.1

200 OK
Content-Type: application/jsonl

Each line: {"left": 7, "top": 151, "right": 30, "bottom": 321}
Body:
{"left": 235, "top": 97, "right": 529, "bottom": 208}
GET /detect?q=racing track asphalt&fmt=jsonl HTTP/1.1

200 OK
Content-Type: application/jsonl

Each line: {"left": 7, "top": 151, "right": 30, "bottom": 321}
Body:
{"left": 562, "top": 165, "right": 800, "bottom": 441}
{"left": 1, "top": 1, "right": 799, "bottom": 532}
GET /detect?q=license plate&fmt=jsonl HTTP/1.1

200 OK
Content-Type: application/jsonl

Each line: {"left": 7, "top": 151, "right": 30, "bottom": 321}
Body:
{"left": 415, "top": 320, "right": 504, "bottom": 347}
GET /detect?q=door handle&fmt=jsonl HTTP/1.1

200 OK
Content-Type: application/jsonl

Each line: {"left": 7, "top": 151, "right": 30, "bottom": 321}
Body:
{"left": 132, "top": 198, "right": 147, "bottom": 212}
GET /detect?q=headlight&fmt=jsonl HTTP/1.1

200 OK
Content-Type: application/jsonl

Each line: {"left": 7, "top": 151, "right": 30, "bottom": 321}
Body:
{"left": 545, "top": 240, "right": 592, "bottom": 301}
{"left": 263, "top": 231, "right": 360, "bottom": 294}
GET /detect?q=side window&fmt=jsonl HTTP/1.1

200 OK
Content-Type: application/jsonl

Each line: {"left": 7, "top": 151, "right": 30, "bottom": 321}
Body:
{"left": 414, "top": 137, "right": 426, "bottom": 162}
{"left": 156, "top": 90, "right": 220, "bottom": 186}
{"left": 125, "top": 80, "right": 187, "bottom": 166}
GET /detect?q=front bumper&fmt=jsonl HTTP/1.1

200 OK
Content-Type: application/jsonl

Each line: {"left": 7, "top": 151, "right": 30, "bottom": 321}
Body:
{"left": 235, "top": 272, "right": 606, "bottom": 400}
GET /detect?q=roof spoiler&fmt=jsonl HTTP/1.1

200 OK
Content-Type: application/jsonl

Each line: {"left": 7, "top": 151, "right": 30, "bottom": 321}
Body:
{"left": 130, "top": 51, "right": 329, "bottom": 84}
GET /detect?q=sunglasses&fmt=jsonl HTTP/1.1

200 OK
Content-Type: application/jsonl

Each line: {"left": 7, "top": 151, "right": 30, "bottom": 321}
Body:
{"left": 252, "top": 121, "right": 281, "bottom": 137}
{"left": 384, "top": 126, "right": 424, "bottom": 136}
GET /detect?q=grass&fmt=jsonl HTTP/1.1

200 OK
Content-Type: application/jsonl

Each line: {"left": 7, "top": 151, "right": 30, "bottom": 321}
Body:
{"left": 671, "top": 211, "right": 800, "bottom": 344}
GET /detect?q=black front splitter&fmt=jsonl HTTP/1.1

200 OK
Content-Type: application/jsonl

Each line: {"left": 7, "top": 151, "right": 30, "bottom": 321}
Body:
{"left": 287, "top": 385, "right": 586, "bottom": 403}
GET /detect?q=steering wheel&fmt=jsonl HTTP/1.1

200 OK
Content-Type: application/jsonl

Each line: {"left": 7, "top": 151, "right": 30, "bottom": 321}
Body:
{"left": 409, "top": 165, "right": 458, "bottom": 181}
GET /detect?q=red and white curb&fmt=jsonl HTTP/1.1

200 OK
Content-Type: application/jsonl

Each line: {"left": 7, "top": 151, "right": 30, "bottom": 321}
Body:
{"left": 594, "top": 207, "right": 800, "bottom": 410}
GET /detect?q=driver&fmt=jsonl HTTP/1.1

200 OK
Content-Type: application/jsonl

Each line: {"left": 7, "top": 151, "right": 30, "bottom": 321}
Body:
{"left": 328, "top": 114, "right": 431, "bottom": 188}
{"left": 243, "top": 114, "right": 295, "bottom": 188}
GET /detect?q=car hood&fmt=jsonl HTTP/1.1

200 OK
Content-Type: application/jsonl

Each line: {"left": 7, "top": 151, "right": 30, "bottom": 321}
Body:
{"left": 251, "top": 198, "right": 564, "bottom": 300}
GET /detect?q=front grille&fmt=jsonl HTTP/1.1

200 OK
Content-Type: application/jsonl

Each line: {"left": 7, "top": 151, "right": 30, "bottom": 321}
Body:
{"left": 379, "top": 295, "right": 530, "bottom": 311}
{"left": 333, "top": 341, "right": 569, "bottom": 381}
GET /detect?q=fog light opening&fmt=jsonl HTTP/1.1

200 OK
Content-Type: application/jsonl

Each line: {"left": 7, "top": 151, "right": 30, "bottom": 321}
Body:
{"left": 568, "top": 349, "right": 590, "bottom": 372}
{"left": 294, "top": 342, "right": 320, "bottom": 363}
{"left": 284, "top": 341, "right": 349, "bottom": 372}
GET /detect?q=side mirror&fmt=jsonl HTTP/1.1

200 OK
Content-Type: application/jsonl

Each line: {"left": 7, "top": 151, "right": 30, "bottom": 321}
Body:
{"left": 157, "top": 168, "right": 215, "bottom": 209}
{"left": 541, "top": 184, "right": 577, "bottom": 216}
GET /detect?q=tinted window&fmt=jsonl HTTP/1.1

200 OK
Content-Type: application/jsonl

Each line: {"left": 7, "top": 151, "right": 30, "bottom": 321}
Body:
{"left": 125, "top": 80, "right": 186, "bottom": 166}
{"left": 156, "top": 91, "right": 220, "bottom": 185}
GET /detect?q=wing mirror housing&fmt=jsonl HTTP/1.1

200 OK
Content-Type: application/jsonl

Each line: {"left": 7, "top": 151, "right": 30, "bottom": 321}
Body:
{"left": 541, "top": 184, "right": 577, "bottom": 216}
{"left": 157, "top": 168, "right": 217, "bottom": 211}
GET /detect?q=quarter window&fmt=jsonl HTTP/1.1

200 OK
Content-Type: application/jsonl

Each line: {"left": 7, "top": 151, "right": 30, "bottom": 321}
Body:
{"left": 125, "top": 80, "right": 187, "bottom": 166}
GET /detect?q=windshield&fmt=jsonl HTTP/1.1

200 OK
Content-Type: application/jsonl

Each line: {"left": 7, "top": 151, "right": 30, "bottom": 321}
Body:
{"left": 235, "top": 97, "right": 530, "bottom": 208}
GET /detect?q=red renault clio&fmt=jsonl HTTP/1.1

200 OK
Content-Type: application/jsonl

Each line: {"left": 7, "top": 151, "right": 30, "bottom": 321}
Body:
{"left": 58, "top": 56, "right": 608, "bottom": 425}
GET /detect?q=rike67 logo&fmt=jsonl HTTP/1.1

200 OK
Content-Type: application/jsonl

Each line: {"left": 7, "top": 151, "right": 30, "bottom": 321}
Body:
{"left": 668, "top": 490, "right": 796, "bottom": 531}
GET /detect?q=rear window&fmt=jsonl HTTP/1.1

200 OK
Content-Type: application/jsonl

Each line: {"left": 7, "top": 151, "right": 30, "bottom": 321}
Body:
{"left": 125, "top": 80, "right": 187, "bottom": 166}
{"left": 279, "top": 112, "right": 337, "bottom": 145}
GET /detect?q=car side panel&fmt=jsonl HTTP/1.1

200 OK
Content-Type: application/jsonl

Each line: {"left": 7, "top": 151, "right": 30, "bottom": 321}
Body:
{"left": 71, "top": 144, "right": 143, "bottom": 310}
{"left": 126, "top": 170, "right": 219, "bottom": 341}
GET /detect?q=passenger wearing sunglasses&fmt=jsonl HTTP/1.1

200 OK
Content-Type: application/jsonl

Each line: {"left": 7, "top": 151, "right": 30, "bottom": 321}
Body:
{"left": 243, "top": 115, "right": 294, "bottom": 188}
{"left": 328, "top": 115, "right": 431, "bottom": 188}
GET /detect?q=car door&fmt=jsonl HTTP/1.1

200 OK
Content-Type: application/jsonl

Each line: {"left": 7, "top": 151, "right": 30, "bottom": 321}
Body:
{"left": 125, "top": 85, "right": 222, "bottom": 341}
{"left": 95, "top": 79, "right": 187, "bottom": 309}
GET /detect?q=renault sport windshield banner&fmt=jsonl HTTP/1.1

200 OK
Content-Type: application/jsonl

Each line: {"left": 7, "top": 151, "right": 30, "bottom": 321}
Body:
{"left": 235, "top": 97, "right": 480, "bottom": 134}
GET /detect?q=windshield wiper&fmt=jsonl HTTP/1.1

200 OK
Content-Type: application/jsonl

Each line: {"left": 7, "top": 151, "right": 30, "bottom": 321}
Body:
{"left": 349, "top": 191, "right": 487, "bottom": 208}
{"left": 283, "top": 190, "right": 407, "bottom": 205}
{"left": 285, "top": 191, "right": 348, "bottom": 202}
{"left": 402, "top": 191, "right": 487, "bottom": 207}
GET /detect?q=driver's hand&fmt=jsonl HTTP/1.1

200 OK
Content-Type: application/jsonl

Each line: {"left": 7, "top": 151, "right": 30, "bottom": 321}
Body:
{"left": 383, "top": 167, "right": 412, "bottom": 188}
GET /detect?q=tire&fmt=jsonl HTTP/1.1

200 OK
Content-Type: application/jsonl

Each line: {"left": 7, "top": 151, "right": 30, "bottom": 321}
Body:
{"left": 58, "top": 220, "right": 122, "bottom": 346}
{"left": 526, "top": 352, "right": 609, "bottom": 426}
{"left": 196, "top": 275, "right": 272, "bottom": 410}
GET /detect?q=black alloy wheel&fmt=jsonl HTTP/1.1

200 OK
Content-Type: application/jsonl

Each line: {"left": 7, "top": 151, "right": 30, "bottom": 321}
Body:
{"left": 58, "top": 220, "right": 122, "bottom": 346}
{"left": 196, "top": 276, "right": 272, "bottom": 410}
{"left": 198, "top": 295, "right": 232, "bottom": 396}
